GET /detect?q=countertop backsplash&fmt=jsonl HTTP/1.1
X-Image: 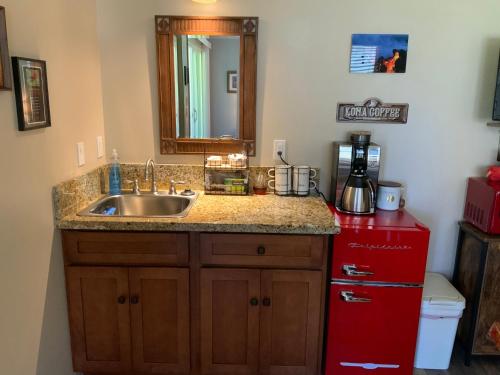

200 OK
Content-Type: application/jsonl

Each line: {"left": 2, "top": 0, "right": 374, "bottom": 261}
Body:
{"left": 52, "top": 163, "right": 320, "bottom": 223}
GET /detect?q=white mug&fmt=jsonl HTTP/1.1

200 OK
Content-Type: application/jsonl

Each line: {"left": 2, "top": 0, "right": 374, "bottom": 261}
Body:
{"left": 292, "top": 166, "right": 317, "bottom": 196}
{"left": 376, "top": 181, "right": 405, "bottom": 211}
{"left": 268, "top": 166, "right": 292, "bottom": 195}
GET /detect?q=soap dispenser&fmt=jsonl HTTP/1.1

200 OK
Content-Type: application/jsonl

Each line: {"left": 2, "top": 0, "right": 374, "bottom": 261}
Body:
{"left": 109, "top": 149, "right": 122, "bottom": 195}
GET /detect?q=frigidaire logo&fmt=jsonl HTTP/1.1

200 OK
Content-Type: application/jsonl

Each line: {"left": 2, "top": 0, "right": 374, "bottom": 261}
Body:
{"left": 348, "top": 242, "right": 412, "bottom": 250}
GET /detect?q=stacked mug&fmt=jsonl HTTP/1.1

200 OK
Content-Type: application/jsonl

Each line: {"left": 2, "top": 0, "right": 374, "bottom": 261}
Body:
{"left": 268, "top": 165, "right": 317, "bottom": 196}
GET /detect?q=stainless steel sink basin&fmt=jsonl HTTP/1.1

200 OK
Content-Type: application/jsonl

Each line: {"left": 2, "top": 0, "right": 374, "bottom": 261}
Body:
{"left": 78, "top": 193, "right": 198, "bottom": 218}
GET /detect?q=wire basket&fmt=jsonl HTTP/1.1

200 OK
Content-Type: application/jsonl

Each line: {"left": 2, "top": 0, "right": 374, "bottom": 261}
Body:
{"left": 204, "top": 147, "right": 249, "bottom": 196}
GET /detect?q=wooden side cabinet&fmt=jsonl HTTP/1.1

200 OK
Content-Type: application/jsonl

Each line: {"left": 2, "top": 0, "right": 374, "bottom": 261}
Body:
{"left": 454, "top": 222, "right": 500, "bottom": 365}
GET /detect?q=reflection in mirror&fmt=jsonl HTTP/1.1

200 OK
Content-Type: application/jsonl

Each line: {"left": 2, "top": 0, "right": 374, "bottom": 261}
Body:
{"left": 174, "top": 35, "right": 240, "bottom": 140}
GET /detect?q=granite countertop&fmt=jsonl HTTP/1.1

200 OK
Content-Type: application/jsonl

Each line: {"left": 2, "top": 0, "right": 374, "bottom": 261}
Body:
{"left": 57, "top": 192, "right": 338, "bottom": 235}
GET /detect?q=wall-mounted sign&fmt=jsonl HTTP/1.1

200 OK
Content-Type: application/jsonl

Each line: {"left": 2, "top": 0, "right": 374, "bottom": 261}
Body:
{"left": 337, "top": 98, "right": 409, "bottom": 124}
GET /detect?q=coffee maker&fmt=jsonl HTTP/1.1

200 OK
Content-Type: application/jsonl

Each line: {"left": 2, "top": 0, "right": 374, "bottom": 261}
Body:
{"left": 330, "top": 132, "right": 381, "bottom": 214}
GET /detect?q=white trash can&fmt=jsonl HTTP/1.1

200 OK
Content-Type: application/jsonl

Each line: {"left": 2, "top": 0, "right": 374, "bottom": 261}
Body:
{"left": 414, "top": 272, "right": 466, "bottom": 370}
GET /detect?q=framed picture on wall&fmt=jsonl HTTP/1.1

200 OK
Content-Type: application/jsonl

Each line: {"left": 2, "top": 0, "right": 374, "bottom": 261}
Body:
{"left": 350, "top": 34, "right": 409, "bottom": 74}
{"left": 12, "top": 57, "right": 51, "bottom": 131}
{"left": 227, "top": 70, "right": 238, "bottom": 93}
{"left": 0, "top": 6, "right": 12, "bottom": 90}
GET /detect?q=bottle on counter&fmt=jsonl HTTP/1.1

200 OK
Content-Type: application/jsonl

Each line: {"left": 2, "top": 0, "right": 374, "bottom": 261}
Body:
{"left": 109, "top": 149, "right": 121, "bottom": 195}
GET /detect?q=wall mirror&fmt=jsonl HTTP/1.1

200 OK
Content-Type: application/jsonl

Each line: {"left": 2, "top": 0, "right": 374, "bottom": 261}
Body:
{"left": 155, "top": 16, "right": 258, "bottom": 155}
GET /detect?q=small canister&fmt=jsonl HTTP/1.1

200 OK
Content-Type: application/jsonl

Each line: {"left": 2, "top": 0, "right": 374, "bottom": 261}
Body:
{"left": 376, "top": 181, "right": 404, "bottom": 211}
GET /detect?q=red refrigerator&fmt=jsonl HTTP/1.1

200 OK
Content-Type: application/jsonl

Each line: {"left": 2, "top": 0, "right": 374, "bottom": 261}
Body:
{"left": 325, "top": 207, "right": 430, "bottom": 375}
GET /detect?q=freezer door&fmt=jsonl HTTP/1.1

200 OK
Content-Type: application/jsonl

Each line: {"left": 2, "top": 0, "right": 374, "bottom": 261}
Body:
{"left": 325, "top": 283, "right": 422, "bottom": 375}
{"left": 332, "top": 226, "right": 429, "bottom": 284}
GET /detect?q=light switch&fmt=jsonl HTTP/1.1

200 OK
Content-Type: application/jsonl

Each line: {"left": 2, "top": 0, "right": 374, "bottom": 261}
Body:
{"left": 77, "top": 142, "right": 85, "bottom": 167}
{"left": 96, "top": 136, "right": 104, "bottom": 159}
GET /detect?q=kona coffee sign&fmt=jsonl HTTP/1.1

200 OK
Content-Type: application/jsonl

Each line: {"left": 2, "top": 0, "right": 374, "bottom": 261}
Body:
{"left": 337, "top": 98, "right": 409, "bottom": 124}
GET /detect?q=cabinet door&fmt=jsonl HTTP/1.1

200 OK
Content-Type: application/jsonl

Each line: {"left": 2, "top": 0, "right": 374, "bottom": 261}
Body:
{"left": 66, "top": 267, "right": 131, "bottom": 373}
{"left": 259, "top": 270, "right": 322, "bottom": 375}
{"left": 325, "top": 283, "right": 422, "bottom": 375}
{"left": 129, "top": 268, "right": 190, "bottom": 374}
{"left": 200, "top": 269, "right": 261, "bottom": 375}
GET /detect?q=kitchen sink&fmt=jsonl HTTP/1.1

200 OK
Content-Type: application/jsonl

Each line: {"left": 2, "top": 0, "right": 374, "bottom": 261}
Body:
{"left": 78, "top": 192, "right": 198, "bottom": 218}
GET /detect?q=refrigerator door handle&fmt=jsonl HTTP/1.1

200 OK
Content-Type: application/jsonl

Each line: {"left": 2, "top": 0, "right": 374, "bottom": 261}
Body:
{"left": 343, "top": 264, "right": 374, "bottom": 277}
{"left": 340, "top": 290, "right": 372, "bottom": 303}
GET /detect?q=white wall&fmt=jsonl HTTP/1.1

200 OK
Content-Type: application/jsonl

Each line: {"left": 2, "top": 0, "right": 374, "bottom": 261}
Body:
{"left": 97, "top": 0, "right": 500, "bottom": 277}
{"left": 0, "top": 1, "right": 105, "bottom": 374}
{"left": 209, "top": 37, "right": 239, "bottom": 138}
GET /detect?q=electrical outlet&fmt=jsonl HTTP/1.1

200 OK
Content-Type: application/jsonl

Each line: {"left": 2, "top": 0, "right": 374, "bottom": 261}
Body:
{"left": 77, "top": 142, "right": 86, "bottom": 167}
{"left": 96, "top": 136, "right": 104, "bottom": 159}
{"left": 273, "top": 140, "right": 287, "bottom": 161}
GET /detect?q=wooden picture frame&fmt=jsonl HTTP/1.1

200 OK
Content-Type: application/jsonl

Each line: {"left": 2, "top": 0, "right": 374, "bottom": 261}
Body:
{"left": 155, "top": 16, "right": 258, "bottom": 155}
{"left": 12, "top": 57, "right": 51, "bottom": 131}
{"left": 0, "top": 6, "right": 12, "bottom": 91}
{"left": 227, "top": 70, "right": 238, "bottom": 93}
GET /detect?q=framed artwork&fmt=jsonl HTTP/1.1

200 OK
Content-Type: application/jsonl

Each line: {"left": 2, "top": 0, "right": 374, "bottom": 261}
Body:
{"left": 0, "top": 6, "right": 12, "bottom": 90}
{"left": 227, "top": 70, "right": 238, "bottom": 93}
{"left": 12, "top": 57, "right": 51, "bottom": 131}
{"left": 350, "top": 34, "right": 409, "bottom": 74}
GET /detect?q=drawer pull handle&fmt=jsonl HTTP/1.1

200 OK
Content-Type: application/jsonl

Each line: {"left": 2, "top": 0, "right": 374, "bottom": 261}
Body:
{"left": 250, "top": 297, "right": 259, "bottom": 306}
{"left": 343, "top": 264, "right": 374, "bottom": 277}
{"left": 340, "top": 362, "right": 399, "bottom": 369}
{"left": 340, "top": 291, "right": 372, "bottom": 303}
{"left": 130, "top": 296, "right": 140, "bottom": 305}
{"left": 257, "top": 246, "right": 266, "bottom": 255}
{"left": 117, "top": 296, "right": 127, "bottom": 304}
{"left": 262, "top": 297, "right": 271, "bottom": 306}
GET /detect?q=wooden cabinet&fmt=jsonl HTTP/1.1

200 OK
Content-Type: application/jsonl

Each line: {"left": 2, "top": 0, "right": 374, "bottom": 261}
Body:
{"left": 200, "top": 269, "right": 322, "bottom": 375}
{"left": 129, "top": 268, "right": 190, "bottom": 374}
{"left": 66, "top": 266, "right": 190, "bottom": 374}
{"left": 66, "top": 267, "right": 132, "bottom": 373}
{"left": 454, "top": 222, "right": 500, "bottom": 365}
{"left": 259, "top": 270, "right": 322, "bottom": 375}
{"left": 62, "top": 230, "right": 328, "bottom": 375}
{"left": 200, "top": 269, "right": 261, "bottom": 375}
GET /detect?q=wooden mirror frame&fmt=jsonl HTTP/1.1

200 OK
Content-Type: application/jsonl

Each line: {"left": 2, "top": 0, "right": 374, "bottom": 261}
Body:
{"left": 155, "top": 16, "right": 258, "bottom": 155}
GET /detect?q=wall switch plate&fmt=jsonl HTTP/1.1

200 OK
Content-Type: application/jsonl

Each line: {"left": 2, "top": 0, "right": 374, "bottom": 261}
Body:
{"left": 96, "top": 136, "right": 104, "bottom": 159}
{"left": 77, "top": 142, "right": 86, "bottom": 167}
{"left": 273, "top": 140, "right": 287, "bottom": 161}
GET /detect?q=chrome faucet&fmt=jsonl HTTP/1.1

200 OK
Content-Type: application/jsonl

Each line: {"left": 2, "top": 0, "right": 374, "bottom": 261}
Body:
{"left": 145, "top": 158, "right": 158, "bottom": 193}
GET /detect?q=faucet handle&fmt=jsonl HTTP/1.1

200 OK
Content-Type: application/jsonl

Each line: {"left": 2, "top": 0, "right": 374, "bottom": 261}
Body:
{"left": 169, "top": 180, "right": 186, "bottom": 195}
{"left": 124, "top": 179, "right": 141, "bottom": 195}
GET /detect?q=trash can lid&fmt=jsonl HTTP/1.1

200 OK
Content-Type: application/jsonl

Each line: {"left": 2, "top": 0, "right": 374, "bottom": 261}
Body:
{"left": 422, "top": 272, "right": 466, "bottom": 311}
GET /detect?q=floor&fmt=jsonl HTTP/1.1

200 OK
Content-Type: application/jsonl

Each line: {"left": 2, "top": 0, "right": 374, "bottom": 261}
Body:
{"left": 413, "top": 347, "right": 500, "bottom": 374}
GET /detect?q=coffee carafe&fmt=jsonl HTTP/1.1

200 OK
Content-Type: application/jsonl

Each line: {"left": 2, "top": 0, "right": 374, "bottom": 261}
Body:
{"left": 340, "top": 132, "right": 376, "bottom": 214}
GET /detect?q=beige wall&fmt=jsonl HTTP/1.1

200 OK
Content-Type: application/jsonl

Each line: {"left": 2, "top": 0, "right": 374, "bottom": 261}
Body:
{"left": 0, "top": 0, "right": 105, "bottom": 374}
{"left": 97, "top": 0, "right": 500, "bottom": 276}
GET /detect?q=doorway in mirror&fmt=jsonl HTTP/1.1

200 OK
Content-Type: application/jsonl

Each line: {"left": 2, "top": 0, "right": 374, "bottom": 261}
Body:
{"left": 174, "top": 35, "right": 240, "bottom": 140}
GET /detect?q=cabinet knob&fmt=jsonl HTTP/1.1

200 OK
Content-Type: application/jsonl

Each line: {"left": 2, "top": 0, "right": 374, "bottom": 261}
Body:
{"left": 130, "top": 296, "right": 140, "bottom": 305}
{"left": 117, "top": 296, "right": 127, "bottom": 304}
{"left": 262, "top": 297, "right": 271, "bottom": 306}
{"left": 250, "top": 297, "right": 259, "bottom": 306}
{"left": 257, "top": 246, "right": 266, "bottom": 255}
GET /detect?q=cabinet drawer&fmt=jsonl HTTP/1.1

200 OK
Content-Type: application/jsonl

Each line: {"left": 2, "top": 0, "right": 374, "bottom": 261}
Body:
{"left": 332, "top": 227, "right": 429, "bottom": 284}
{"left": 200, "top": 233, "right": 325, "bottom": 268}
{"left": 62, "top": 231, "right": 189, "bottom": 266}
